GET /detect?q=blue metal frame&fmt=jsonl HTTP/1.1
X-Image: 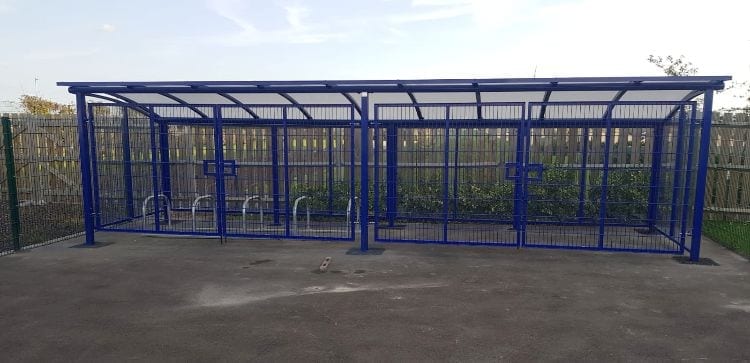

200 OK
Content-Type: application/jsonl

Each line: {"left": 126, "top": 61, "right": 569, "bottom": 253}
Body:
{"left": 668, "top": 106, "right": 687, "bottom": 237}
{"left": 121, "top": 107, "right": 135, "bottom": 218}
{"left": 360, "top": 93, "right": 370, "bottom": 251}
{"left": 386, "top": 124, "right": 398, "bottom": 227}
{"left": 76, "top": 93, "right": 96, "bottom": 245}
{"left": 147, "top": 107, "right": 161, "bottom": 232}
{"left": 270, "top": 126, "right": 281, "bottom": 225}
{"left": 87, "top": 103, "right": 102, "bottom": 228}
{"left": 67, "top": 77, "right": 729, "bottom": 259}
{"left": 690, "top": 90, "right": 714, "bottom": 261}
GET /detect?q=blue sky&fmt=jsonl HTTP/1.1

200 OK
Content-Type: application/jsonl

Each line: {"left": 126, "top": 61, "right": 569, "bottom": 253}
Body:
{"left": 1, "top": 0, "right": 748, "bottom": 110}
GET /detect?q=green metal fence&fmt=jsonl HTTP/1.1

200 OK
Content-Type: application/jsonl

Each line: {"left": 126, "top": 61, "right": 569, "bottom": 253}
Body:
{"left": 0, "top": 114, "right": 83, "bottom": 255}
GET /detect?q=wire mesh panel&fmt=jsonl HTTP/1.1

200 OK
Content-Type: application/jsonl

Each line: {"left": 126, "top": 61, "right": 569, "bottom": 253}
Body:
{"left": 523, "top": 102, "right": 698, "bottom": 252}
{"left": 373, "top": 102, "right": 524, "bottom": 245}
{"left": 91, "top": 105, "right": 219, "bottom": 235}
{"left": 0, "top": 115, "right": 82, "bottom": 254}
{"left": 223, "top": 105, "right": 356, "bottom": 240}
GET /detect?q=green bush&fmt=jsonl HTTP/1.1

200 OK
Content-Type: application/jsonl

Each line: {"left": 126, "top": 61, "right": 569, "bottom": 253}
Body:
{"left": 289, "top": 166, "right": 652, "bottom": 223}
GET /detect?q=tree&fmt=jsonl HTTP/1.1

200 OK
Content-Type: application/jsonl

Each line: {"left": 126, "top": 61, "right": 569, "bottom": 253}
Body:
{"left": 648, "top": 54, "right": 749, "bottom": 112}
{"left": 647, "top": 54, "right": 698, "bottom": 76}
{"left": 19, "top": 95, "right": 75, "bottom": 115}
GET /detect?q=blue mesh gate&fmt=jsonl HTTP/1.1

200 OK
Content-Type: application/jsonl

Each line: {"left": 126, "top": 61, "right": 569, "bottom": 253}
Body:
{"left": 89, "top": 104, "right": 357, "bottom": 241}
{"left": 373, "top": 101, "right": 699, "bottom": 252}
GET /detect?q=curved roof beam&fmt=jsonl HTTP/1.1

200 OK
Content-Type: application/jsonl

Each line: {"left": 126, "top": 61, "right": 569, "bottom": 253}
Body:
{"left": 278, "top": 93, "right": 313, "bottom": 120}
{"left": 398, "top": 84, "right": 424, "bottom": 120}
{"left": 537, "top": 88, "right": 554, "bottom": 120}
{"left": 604, "top": 89, "right": 628, "bottom": 119}
{"left": 88, "top": 94, "right": 152, "bottom": 117}
{"left": 664, "top": 90, "right": 703, "bottom": 121}
{"left": 158, "top": 93, "right": 209, "bottom": 118}
{"left": 339, "top": 91, "right": 362, "bottom": 116}
{"left": 324, "top": 83, "right": 361, "bottom": 116}
{"left": 217, "top": 93, "right": 260, "bottom": 119}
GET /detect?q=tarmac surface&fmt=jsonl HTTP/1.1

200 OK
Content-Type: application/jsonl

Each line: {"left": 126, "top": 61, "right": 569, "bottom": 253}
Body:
{"left": 1, "top": 232, "right": 748, "bottom": 361}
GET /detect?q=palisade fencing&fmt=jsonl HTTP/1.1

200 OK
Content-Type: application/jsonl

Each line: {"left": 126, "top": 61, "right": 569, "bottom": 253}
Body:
{"left": 0, "top": 111, "right": 748, "bottom": 256}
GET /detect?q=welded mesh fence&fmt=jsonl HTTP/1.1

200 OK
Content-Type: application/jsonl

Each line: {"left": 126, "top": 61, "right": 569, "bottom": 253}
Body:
{"left": 0, "top": 111, "right": 748, "bottom": 257}
{"left": 0, "top": 114, "right": 83, "bottom": 255}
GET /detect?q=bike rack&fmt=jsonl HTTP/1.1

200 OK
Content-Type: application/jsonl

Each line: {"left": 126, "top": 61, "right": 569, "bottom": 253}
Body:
{"left": 242, "top": 195, "right": 263, "bottom": 232}
{"left": 142, "top": 194, "right": 171, "bottom": 228}
{"left": 293, "top": 196, "right": 311, "bottom": 232}
{"left": 191, "top": 194, "right": 216, "bottom": 232}
{"left": 347, "top": 196, "right": 360, "bottom": 226}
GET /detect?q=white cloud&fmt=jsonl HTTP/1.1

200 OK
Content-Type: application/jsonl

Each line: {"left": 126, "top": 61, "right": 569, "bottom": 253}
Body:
{"left": 100, "top": 24, "right": 116, "bottom": 33}
{"left": 205, "top": 0, "right": 346, "bottom": 45}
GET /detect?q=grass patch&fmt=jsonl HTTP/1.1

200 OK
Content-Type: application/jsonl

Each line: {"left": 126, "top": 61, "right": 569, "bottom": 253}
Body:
{"left": 703, "top": 219, "right": 750, "bottom": 258}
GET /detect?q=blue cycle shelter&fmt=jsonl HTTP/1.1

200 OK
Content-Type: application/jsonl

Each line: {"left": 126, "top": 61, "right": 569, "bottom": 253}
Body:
{"left": 59, "top": 76, "right": 729, "bottom": 261}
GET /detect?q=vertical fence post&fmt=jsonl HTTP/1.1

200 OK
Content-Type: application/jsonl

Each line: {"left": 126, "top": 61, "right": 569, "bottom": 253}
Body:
{"left": 359, "top": 92, "right": 370, "bottom": 251}
{"left": 443, "top": 106, "right": 450, "bottom": 243}
{"left": 690, "top": 90, "right": 714, "bottom": 261}
{"left": 1, "top": 116, "right": 21, "bottom": 250}
{"left": 213, "top": 106, "right": 226, "bottom": 238}
{"left": 598, "top": 105, "right": 614, "bottom": 249}
{"left": 577, "top": 127, "right": 590, "bottom": 221}
{"left": 159, "top": 120, "right": 172, "bottom": 202}
{"left": 75, "top": 93, "right": 96, "bottom": 245}
{"left": 121, "top": 107, "right": 135, "bottom": 218}
{"left": 668, "top": 106, "right": 687, "bottom": 237}
{"left": 271, "top": 126, "right": 281, "bottom": 225}
{"left": 327, "top": 127, "right": 334, "bottom": 215}
{"left": 679, "top": 105, "right": 698, "bottom": 253}
{"left": 647, "top": 123, "right": 665, "bottom": 231}
{"left": 88, "top": 104, "right": 102, "bottom": 228}
{"left": 386, "top": 124, "right": 398, "bottom": 227}
{"left": 282, "top": 108, "right": 291, "bottom": 237}
{"left": 147, "top": 108, "right": 161, "bottom": 232}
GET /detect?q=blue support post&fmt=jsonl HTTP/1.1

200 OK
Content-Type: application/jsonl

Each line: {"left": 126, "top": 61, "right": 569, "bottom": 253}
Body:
{"left": 147, "top": 108, "right": 161, "bottom": 232}
{"left": 282, "top": 108, "right": 292, "bottom": 237}
{"left": 213, "top": 106, "right": 226, "bottom": 237}
{"left": 159, "top": 120, "right": 172, "bottom": 202}
{"left": 443, "top": 107, "right": 450, "bottom": 242}
{"left": 598, "top": 107, "right": 614, "bottom": 249}
{"left": 647, "top": 123, "right": 665, "bottom": 231}
{"left": 359, "top": 92, "right": 370, "bottom": 251}
{"left": 669, "top": 107, "right": 687, "bottom": 236}
{"left": 373, "top": 110, "right": 380, "bottom": 240}
{"left": 327, "top": 127, "right": 334, "bottom": 215}
{"left": 386, "top": 124, "right": 398, "bottom": 227}
{"left": 453, "top": 126, "right": 460, "bottom": 219}
{"left": 75, "top": 93, "right": 96, "bottom": 245}
{"left": 577, "top": 127, "right": 590, "bottom": 221}
{"left": 271, "top": 126, "right": 281, "bottom": 225}
{"left": 349, "top": 107, "right": 357, "bottom": 239}
{"left": 513, "top": 118, "right": 525, "bottom": 234}
{"left": 87, "top": 104, "right": 102, "bottom": 228}
{"left": 121, "top": 107, "right": 135, "bottom": 218}
{"left": 690, "top": 90, "right": 714, "bottom": 261}
{"left": 679, "top": 106, "right": 699, "bottom": 253}
{"left": 518, "top": 107, "right": 529, "bottom": 246}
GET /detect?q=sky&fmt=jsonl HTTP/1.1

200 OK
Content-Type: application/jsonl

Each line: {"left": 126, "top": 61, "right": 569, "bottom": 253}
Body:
{"left": 1, "top": 0, "right": 748, "bottom": 111}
